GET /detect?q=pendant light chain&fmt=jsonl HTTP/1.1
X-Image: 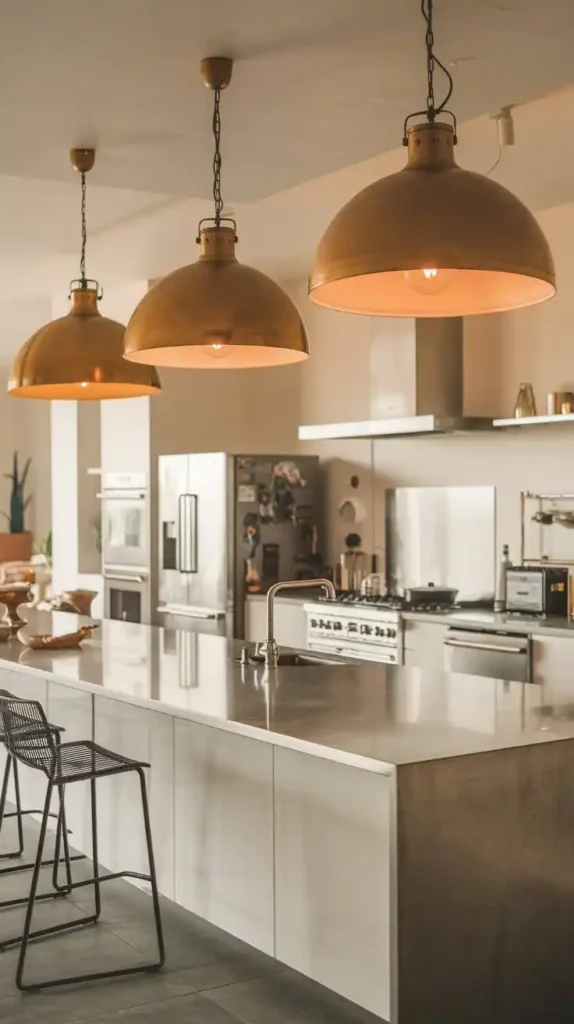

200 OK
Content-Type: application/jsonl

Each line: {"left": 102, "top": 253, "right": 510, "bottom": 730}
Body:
{"left": 424, "top": 0, "right": 436, "bottom": 120}
{"left": 403, "top": 0, "right": 456, "bottom": 142}
{"left": 212, "top": 87, "right": 223, "bottom": 226}
{"left": 420, "top": 0, "right": 453, "bottom": 122}
{"left": 79, "top": 169, "right": 88, "bottom": 287}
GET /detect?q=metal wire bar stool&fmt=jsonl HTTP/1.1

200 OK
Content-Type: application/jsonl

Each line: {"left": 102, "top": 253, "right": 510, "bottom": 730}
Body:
{"left": 0, "top": 690, "right": 84, "bottom": 909}
{"left": 0, "top": 694, "right": 165, "bottom": 991}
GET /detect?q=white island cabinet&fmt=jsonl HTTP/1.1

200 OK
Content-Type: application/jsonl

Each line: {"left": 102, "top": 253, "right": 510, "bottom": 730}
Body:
{"left": 174, "top": 719, "right": 274, "bottom": 954}
{"left": 274, "top": 748, "right": 393, "bottom": 1019}
{"left": 93, "top": 696, "right": 175, "bottom": 899}
{"left": 46, "top": 680, "right": 93, "bottom": 853}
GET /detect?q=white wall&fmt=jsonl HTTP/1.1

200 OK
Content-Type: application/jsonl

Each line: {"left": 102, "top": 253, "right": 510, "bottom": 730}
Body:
{"left": 0, "top": 297, "right": 52, "bottom": 547}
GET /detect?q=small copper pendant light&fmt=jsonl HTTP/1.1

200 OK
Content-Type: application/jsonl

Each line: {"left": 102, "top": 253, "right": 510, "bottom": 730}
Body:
{"left": 122, "top": 58, "right": 309, "bottom": 370}
{"left": 309, "top": 0, "right": 556, "bottom": 317}
{"left": 8, "top": 149, "right": 161, "bottom": 400}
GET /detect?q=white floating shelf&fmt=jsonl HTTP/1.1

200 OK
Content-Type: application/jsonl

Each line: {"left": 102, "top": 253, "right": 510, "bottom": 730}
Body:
{"left": 493, "top": 414, "right": 574, "bottom": 429}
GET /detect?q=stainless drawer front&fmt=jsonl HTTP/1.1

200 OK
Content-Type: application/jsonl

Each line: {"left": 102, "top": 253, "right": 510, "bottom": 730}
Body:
{"left": 444, "top": 629, "right": 532, "bottom": 683}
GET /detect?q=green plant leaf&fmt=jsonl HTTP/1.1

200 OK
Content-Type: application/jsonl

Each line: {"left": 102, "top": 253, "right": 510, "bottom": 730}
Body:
{"left": 20, "top": 458, "right": 31, "bottom": 488}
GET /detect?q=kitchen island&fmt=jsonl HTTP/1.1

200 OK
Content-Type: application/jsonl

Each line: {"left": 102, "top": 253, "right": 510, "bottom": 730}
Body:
{"left": 1, "top": 611, "right": 574, "bottom": 1023}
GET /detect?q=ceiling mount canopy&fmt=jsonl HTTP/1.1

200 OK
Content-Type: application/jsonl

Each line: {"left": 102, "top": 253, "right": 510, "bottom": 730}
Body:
{"left": 8, "top": 149, "right": 161, "bottom": 400}
{"left": 122, "top": 57, "right": 309, "bottom": 370}
{"left": 309, "top": 0, "right": 556, "bottom": 318}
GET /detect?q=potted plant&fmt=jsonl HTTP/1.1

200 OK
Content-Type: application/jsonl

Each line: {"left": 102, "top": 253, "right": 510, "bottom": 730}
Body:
{"left": 0, "top": 452, "right": 33, "bottom": 564}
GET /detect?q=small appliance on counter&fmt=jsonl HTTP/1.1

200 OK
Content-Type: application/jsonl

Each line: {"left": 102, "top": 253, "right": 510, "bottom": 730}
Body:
{"left": 505, "top": 565, "right": 569, "bottom": 618}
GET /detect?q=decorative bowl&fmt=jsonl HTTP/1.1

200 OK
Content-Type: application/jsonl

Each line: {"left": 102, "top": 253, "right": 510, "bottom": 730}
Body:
{"left": 16, "top": 623, "right": 99, "bottom": 651}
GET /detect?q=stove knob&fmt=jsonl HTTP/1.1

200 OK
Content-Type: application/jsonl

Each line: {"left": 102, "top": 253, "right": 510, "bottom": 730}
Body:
{"left": 311, "top": 618, "right": 318, "bottom": 628}
{"left": 386, "top": 627, "right": 396, "bottom": 638}
{"left": 318, "top": 619, "right": 325, "bottom": 629}
{"left": 325, "top": 620, "right": 332, "bottom": 630}
{"left": 334, "top": 622, "right": 342, "bottom": 632}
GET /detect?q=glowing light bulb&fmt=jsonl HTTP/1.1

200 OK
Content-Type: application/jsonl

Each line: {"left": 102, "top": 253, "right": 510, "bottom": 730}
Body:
{"left": 206, "top": 342, "right": 232, "bottom": 360}
{"left": 404, "top": 267, "right": 455, "bottom": 296}
{"left": 80, "top": 381, "right": 89, "bottom": 388}
{"left": 203, "top": 330, "right": 233, "bottom": 361}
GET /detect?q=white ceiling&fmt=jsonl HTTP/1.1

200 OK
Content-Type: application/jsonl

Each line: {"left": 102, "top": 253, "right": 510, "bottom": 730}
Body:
{"left": 0, "top": 0, "right": 573, "bottom": 306}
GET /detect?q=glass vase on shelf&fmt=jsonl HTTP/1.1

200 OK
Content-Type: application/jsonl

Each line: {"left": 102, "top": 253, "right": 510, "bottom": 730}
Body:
{"left": 513, "top": 382, "right": 537, "bottom": 419}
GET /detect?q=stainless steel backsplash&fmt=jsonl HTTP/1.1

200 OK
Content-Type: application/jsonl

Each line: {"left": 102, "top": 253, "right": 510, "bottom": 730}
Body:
{"left": 385, "top": 485, "right": 496, "bottom": 602}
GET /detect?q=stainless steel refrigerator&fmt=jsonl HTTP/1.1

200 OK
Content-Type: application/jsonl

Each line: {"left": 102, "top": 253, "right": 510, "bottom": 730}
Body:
{"left": 157, "top": 453, "right": 323, "bottom": 637}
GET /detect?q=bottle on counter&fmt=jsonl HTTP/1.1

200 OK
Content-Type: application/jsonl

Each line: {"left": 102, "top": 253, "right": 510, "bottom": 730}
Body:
{"left": 494, "top": 543, "right": 511, "bottom": 612}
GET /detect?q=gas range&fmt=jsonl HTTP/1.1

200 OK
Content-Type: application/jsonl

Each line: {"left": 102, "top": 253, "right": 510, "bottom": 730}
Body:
{"left": 329, "top": 592, "right": 461, "bottom": 613}
{"left": 304, "top": 600, "right": 403, "bottom": 665}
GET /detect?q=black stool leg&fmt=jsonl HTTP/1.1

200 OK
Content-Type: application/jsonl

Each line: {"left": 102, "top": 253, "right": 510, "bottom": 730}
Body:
{"left": 137, "top": 767, "right": 165, "bottom": 967}
{"left": 0, "top": 754, "right": 18, "bottom": 860}
{"left": 15, "top": 779, "right": 53, "bottom": 991}
{"left": 52, "top": 784, "right": 73, "bottom": 894}
{"left": 91, "top": 777, "right": 101, "bottom": 921}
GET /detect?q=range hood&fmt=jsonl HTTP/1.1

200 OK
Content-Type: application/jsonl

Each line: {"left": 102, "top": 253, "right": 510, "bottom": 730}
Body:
{"left": 299, "top": 317, "right": 493, "bottom": 440}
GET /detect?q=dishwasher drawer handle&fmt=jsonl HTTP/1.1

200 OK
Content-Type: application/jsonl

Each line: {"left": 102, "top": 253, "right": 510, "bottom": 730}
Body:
{"left": 444, "top": 638, "right": 525, "bottom": 655}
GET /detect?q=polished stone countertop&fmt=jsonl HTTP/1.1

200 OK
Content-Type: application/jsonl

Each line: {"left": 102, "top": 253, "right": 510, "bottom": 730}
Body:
{"left": 403, "top": 608, "right": 574, "bottom": 637}
{"left": 1, "top": 610, "right": 574, "bottom": 773}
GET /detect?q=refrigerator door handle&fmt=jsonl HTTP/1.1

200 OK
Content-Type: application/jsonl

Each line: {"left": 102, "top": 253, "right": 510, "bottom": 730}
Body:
{"left": 177, "top": 495, "right": 185, "bottom": 573}
{"left": 180, "top": 494, "right": 198, "bottom": 574}
{"left": 157, "top": 605, "right": 224, "bottom": 620}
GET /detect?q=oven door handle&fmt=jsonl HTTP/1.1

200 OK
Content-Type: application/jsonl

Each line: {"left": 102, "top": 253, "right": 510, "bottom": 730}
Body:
{"left": 104, "top": 572, "right": 147, "bottom": 584}
{"left": 97, "top": 492, "right": 147, "bottom": 501}
{"left": 444, "top": 638, "right": 526, "bottom": 655}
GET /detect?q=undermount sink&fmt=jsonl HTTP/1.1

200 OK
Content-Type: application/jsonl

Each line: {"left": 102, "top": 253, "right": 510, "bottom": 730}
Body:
{"left": 234, "top": 649, "right": 352, "bottom": 668}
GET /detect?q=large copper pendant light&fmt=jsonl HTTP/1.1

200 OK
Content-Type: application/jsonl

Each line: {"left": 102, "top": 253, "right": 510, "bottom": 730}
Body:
{"left": 8, "top": 149, "right": 161, "bottom": 400}
{"left": 309, "top": 0, "right": 556, "bottom": 317}
{"left": 123, "top": 58, "right": 309, "bottom": 370}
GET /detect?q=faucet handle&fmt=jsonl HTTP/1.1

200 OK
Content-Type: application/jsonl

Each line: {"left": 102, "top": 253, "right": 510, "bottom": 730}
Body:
{"left": 261, "top": 637, "right": 280, "bottom": 669}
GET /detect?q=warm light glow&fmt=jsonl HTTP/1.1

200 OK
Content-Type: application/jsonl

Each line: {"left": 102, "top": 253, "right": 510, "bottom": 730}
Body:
{"left": 404, "top": 267, "right": 455, "bottom": 296}
{"left": 309, "top": 122, "right": 556, "bottom": 317}
{"left": 80, "top": 381, "right": 89, "bottom": 388}
{"left": 206, "top": 342, "right": 232, "bottom": 360}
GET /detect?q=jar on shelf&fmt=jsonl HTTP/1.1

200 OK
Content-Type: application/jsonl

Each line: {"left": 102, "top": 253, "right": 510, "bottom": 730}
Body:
{"left": 514, "top": 382, "right": 537, "bottom": 418}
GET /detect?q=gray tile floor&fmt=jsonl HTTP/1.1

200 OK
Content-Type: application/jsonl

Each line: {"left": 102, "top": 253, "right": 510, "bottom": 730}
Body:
{"left": 0, "top": 815, "right": 381, "bottom": 1023}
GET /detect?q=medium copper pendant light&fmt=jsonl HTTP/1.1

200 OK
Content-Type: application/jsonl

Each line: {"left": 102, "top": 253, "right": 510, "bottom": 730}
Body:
{"left": 8, "top": 149, "right": 161, "bottom": 400}
{"left": 123, "top": 58, "right": 309, "bottom": 370}
{"left": 309, "top": 0, "right": 556, "bottom": 317}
